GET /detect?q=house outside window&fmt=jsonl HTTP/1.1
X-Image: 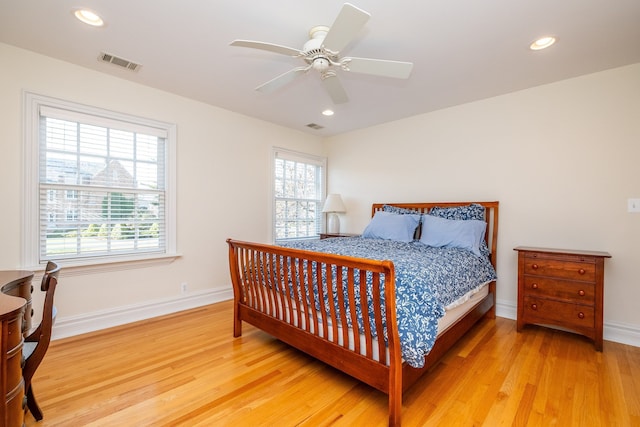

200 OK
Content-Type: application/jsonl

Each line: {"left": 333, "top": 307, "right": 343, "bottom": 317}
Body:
{"left": 272, "top": 148, "right": 326, "bottom": 242}
{"left": 23, "top": 92, "right": 177, "bottom": 268}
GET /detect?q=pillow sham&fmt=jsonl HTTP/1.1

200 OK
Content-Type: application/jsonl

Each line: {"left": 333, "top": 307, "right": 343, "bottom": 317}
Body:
{"left": 362, "top": 211, "right": 421, "bottom": 243}
{"left": 429, "top": 203, "right": 485, "bottom": 221}
{"left": 420, "top": 214, "right": 487, "bottom": 256}
{"left": 382, "top": 204, "right": 420, "bottom": 215}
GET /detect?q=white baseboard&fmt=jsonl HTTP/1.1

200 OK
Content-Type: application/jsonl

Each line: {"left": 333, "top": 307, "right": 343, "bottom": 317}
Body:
{"left": 495, "top": 299, "right": 640, "bottom": 348}
{"left": 51, "top": 287, "right": 233, "bottom": 340}
{"left": 496, "top": 299, "right": 517, "bottom": 320}
{"left": 603, "top": 321, "right": 640, "bottom": 348}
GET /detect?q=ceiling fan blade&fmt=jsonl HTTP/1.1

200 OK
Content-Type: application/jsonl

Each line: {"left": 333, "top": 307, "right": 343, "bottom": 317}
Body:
{"left": 322, "top": 73, "right": 349, "bottom": 104}
{"left": 322, "top": 3, "right": 370, "bottom": 54}
{"left": 230, "top": 40, "right": 302, "bottom": 57}
{"left": 341, "top": 57, "right": 414, "bottom": 79}
{"left": 255, "top": 66, "right": 311, "bottom": 93}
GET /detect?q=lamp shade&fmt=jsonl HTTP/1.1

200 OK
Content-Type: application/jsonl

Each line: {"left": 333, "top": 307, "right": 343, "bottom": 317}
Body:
{"left": 322, "top": 194, "right": 346, "bottom": 213}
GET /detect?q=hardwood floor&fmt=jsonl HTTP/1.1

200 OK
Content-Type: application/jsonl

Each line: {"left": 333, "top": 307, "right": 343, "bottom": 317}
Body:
{"left": 26, "top": 300, "right": 640, "bottom": 426}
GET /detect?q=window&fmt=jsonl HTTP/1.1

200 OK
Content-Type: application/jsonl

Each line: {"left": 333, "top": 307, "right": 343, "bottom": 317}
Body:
{"left": 272, "top": 148, "right": 326, "bottom": 242}
{"left": 23, "top": 92, "right": 176, "bottom": 268}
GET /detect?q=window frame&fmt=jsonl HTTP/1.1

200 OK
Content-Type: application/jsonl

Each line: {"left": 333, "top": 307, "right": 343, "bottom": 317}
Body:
{"left": 272, "top": 147, "right": 326, "bottom": 243}
{"left": 22, "top": 92, "right": 178, "bottom": 272}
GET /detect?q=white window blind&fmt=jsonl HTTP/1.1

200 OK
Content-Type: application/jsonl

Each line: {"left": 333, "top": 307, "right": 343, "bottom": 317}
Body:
{"left": 23, "top": 93, "right": 176, "bottom": 267}
{"left": 273, "top": 148, "right": 326, "bottom": 242}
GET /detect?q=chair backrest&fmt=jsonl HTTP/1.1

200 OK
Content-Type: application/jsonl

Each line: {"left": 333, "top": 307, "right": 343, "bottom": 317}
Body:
{"left": 23, "top": 261, "right": 61, "bottom": 382}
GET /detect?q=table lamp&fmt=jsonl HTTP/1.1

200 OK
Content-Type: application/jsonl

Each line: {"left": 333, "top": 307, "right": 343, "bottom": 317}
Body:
{"left": 322, "top": 194, "right": 346, "bottom": 234}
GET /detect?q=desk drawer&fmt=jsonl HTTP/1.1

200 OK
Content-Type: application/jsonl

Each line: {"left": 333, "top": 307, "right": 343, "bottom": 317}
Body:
{"left": 6, "top": 317, "right": 22, "bottom": 348}
{"left": 6, "top": 346, "right": 23, "bottom": 392}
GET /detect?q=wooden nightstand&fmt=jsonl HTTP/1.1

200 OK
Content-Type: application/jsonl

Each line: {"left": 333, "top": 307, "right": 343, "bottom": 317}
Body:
{"left": 319, "top": 232, "right": 360, "bottom": 239}
{"left": 514, "top": 246, "right": 611, "bottom": 351}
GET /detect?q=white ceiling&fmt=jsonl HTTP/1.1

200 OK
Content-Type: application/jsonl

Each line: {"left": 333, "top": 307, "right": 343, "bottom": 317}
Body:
{"left": 2, "top": 1, "right": 639, "bottom": 137}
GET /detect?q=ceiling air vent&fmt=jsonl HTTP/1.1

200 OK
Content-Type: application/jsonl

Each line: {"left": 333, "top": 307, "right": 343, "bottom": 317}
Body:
{"left": 99, "top": 52, "right": 141, "bottom": 72}
{"left": 306, "top": 123, "right": 324, "bottom": 130}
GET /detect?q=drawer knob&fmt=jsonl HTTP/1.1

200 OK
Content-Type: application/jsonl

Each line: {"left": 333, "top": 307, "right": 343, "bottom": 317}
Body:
{"left": 578, "top": 290, "right": 585, "bottom": 296}
{"left": 578, "top": 269, "right": 586, "bottom": 275}
{"left": 531, "top": 303, "right": 538, "bottom": 310}
{"left": 531, "top": 264, "right": 539, "bottom": 270}
{"left": 531, "top": 283, "right": 538, "bottom": 289}
{"left": 578, "top": 312, "right": 585, "bottom": 319}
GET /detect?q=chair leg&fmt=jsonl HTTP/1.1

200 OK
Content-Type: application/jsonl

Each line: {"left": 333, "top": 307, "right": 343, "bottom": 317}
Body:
{"left": 25, "top": 385, "right": 44, "bottom": 421}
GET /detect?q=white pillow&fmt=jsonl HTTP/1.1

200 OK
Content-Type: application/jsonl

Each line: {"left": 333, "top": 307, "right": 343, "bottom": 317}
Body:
{"left": 420, "top": 214, "right": 487, "bottom": 256}
{"left": 362, "top": 211, "right": 421, "bottom": 243}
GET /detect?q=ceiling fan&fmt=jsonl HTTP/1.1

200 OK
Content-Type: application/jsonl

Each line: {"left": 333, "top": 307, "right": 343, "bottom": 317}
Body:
{"left": 230, "top": 3, "right": 414, "bottom": 104}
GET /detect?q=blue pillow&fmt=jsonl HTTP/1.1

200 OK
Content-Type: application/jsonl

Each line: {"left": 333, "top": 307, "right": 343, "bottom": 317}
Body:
{"left": 420, "top": 214, "right": 487, "bottom": 256}
{"left": 362, "top": 211, "right": 421, "bottom": 243}
{"left": 428, "top": 203, "right": 489, "bottom": 256}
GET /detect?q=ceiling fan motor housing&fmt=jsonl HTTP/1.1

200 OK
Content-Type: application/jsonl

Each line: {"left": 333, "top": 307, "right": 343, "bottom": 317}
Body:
{"left": 304, "top": 26, "right": 335, "bottom": 72}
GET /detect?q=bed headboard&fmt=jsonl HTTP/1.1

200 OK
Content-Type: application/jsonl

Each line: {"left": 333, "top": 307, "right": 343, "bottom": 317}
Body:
{"left": 371, "top": 201, "right": 499, "bottom": 269}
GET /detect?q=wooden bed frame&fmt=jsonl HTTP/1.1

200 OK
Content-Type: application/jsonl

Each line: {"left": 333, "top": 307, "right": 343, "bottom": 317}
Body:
{"left": 227, "top": 201, "right": 498, "bottom": 426}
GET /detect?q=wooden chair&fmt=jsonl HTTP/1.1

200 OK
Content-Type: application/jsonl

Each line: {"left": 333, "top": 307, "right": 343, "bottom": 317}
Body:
{"left": 22, "top": 261, "right": 60, "bottom": 421}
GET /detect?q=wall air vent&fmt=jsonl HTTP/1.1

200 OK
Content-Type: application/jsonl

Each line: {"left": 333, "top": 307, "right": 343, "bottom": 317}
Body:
{"left": 98, "top": 52, "right": 142, "bottom": 72}
{"left": 306, "top": 123, "right": 324, "bottom": 130}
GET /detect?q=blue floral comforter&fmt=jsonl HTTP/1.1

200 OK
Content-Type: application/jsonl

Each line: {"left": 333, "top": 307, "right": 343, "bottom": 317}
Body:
{"left": 280, "top": 237, "right": 497, "bottom": 368}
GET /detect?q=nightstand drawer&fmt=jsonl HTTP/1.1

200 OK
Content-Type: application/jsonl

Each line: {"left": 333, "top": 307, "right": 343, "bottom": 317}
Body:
{"left": 522, "top": 276, "right": 595, "bottom": 304}
{"left": 523, "top": 297, "right": 595, "bottom": 329}
{"left": 522, "top": 257, "right": 595, "bottom": 282}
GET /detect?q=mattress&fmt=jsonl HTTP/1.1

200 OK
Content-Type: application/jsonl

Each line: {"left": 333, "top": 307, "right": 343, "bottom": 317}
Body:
{"left": 438, "top": 283, "right": 489, "bottom": 334}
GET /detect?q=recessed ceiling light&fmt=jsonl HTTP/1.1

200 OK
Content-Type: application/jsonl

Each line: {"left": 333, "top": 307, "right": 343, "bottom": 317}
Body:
{"left": 322, "top": 109, "right": 334, "bottom": 116}
{"left": 74, "top": 9, "right": 105, "bottom": 27}
{"left": 530, "top": 36, "right": 556, "bottom": 51}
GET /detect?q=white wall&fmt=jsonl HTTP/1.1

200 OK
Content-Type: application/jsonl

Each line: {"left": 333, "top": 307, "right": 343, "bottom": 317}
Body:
{"left": 324, "top": 63, "right": 640, "bottom": 345}
{"left": 2, "top": 41, "right": 638, "bottom": 346}
{"left": 0, "top": 43, "right": 324, "bottom": 336}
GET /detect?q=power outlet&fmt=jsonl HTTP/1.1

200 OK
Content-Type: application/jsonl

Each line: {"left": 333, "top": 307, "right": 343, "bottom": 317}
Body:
{"left": 628, "top": 198, "right": 640, "bottom": 213}
{"left": 180, "top": 282, "right": 188, "bottom": 293}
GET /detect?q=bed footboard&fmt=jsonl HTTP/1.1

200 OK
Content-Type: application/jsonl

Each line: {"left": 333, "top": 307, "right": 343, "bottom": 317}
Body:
{"left": 227, "top": 239, "right": 404, "bottom": 424}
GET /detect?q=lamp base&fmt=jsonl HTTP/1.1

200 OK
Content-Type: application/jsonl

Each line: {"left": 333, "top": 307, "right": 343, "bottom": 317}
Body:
{"left": 327, "top": 213, "right": 340, "bottom": 234}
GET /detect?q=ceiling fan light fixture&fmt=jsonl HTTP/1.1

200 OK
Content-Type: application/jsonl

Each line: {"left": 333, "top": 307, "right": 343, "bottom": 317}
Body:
{"left": 312, "top": 57, "right": 330, "bottom": 72}
{"left": 74, "top": 9, "right": 105, "bottom": 27}
{"left": 530, "top": 36, "right": 556, "bottom": 50}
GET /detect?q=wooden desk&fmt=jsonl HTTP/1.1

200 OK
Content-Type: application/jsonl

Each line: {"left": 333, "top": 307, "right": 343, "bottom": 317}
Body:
{"left": 0, "top": 270, "right": 31, "bottom": 426}
{"left": 1, "top": 271, "right": 34, "bottom": 337}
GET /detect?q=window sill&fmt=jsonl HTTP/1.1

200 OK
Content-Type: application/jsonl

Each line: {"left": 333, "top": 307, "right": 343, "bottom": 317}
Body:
{"left": 24, "top": 253, "right": 182, "bottom": 277}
